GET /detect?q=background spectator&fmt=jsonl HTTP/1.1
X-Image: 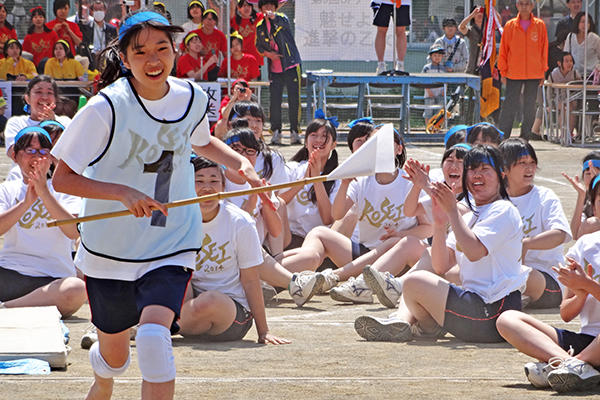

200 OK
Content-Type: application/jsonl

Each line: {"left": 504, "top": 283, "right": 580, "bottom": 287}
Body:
{"left": 564, "top": 12, "right": 600, "bottom": 77}
{"left": 46, "top": 0, "right": 83, "bottom": 52}
{"left": 231, "top": 0, "right": 263, "bottom": 66}
{"left": 371, "top": 0, "right": 411, "bottom": 73}
{"left": 0, "top": 3, "right": 17, "bottom": 57}
{"left": 0, "top": 39, "right": 37, "bottom": 81}
{"left": 78, "top": 0, "right": 117, "bottom": 71}
{"left": 219, "top": 31, "right": 260, "bottom": 81}
{"left": 432, "top": 18, "right": 468, "bottom": 73}
{"left": 23, "top": 7, "right": 59, "bottom": 72}
{"left": 555, "top": 0, "right": 582, "bottom": 40}
{"left": 176, "top": 31, "right": 219, "bottom": 81}
{"left": 44, "top": 40, "right": 84, "bottom": 80}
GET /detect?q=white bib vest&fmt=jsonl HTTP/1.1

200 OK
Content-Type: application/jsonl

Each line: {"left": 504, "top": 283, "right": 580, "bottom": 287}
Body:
{"left": 79, "top": 77, "right": 207, "bottom": 262}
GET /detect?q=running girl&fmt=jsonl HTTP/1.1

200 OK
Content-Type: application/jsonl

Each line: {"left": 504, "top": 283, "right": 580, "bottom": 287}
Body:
{"left": 355, "top": 145, "right": 526, "bottom": 343}
{"left": 500, "top": 138, "right": 571, "bottom": 309}
{"left": 51, "top": 10, "right": 264, "bottom": 400}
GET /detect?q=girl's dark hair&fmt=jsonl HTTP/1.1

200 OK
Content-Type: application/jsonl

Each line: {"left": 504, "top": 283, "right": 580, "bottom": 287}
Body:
{"left": 393, "top": 129, "right": 407, "bottom": 168}
{"left": 235, "top": 0, "right": 258, "bottom": 26}
{"left": 3, "top": 39, "right": 21, "bottom": 58}
{"left": 498, "top": 137, "right": 538, "bottom": 170}
{"left": 466, "top": 123, "right": 503, "bottom": 145}
{"left": 347, "top": 122, "right": 374, "bottom": 151}
{"left": 28, "top": 7, "right": 51, "bottom": 34}
{"left": 192, "top": 155, "right": 222, "bottom": 177}
{"left": 582, "top": 151, "right": 600, "bottom": 217}
{"left": 53, "top": 0, "right": 70, "bottom": 15}
{"left": 462, "top": 145, "right": 508, "bottom": 210}
{"left": 445, "top": 130, "right": 466, "bottom": 148}
{"left": 0, "top": 4, "right": 15, "bottom": 31}
{"left": 202, "top": 10, "right": 219, "bottom": 24}
{"left": 574, "top": 12, "right": 596, "bottom": 35}
{"left": 228, "top": 101, "right": 264, "bottom": 123}
{"left": 468, "top": 5, "right": 486, "bottom": 30}
{"left": 258, "top": 0, "right": 279, "bottom": 9}
{"left": 25, "top": 75, "right": 59, "bottom": 98}
{"left": 224, "top": 127, "right": 261, "bottom": 152}
{"left": 187, "top": 1, "right": 205, "bottom": 20}
{"left": 291, "top": 119, "right": 338, "bottom": 204}
{"left": 54, "top": 40, "right": 73, "bottom": 59}
{"left": 558, "top": 51, "right": 574, "bottom": 65}
{"left": 588, "top": 175, "right": 600, "bottom": 217}
{"left": 98, "top": 9, "right": 183, "bottom": 89}
{"left": 441, "top": 144, "right": 469, "bottom": 166}
{"left": 14, "top": 129, "right": 54, "bottom": 178}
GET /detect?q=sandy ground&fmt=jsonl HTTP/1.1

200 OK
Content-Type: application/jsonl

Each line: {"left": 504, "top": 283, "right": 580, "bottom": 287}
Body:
{"left": 1, "top": 137, "right": 599, "bottom": 399}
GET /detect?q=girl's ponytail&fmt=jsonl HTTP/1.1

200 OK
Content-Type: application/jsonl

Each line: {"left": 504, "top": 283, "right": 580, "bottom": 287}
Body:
{"left": 309, "top": 148, "right": 339, "bottom": 203}
{"left": 97, "top": 39, "right": 128, "bottom": 89}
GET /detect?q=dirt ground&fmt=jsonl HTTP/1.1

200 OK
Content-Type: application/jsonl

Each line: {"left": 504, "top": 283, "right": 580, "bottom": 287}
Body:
{"left": 1, "top": 137, "right": 599, "bottom": 399}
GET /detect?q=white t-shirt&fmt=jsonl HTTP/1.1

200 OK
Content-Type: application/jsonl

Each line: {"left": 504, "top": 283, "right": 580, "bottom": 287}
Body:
{"left": 510, "top": 185, "right": 571, "bottom": 278}
{"left": 564, "top": 32, "right": 600, "bottom": 75}
{"left": 347, "top": 172, "right": 418, "bottom": 249}
{"left": 191, "top": 201, "right": 263, "bottom": 310}
{"left": 255, "top": 151, "right": 289, "bottom": 185}
{"left": 285, "top": 160, "right": 339, "bottom": 237}
{"left": 565, "top": 231, "right": 600, "bottom": 337}
{"left": 0, "top": 178, "right": 81, "bottom": 278}
{"left": 4, "top": 115, "right": 72, "bottom": 154}
{"left": 429, "top": 168, "right": 445, "bottom": 183}
{"left": 447, "top": 200, "right": 528, "bottom": 303}
{"left": 52, "top": 77, "right": 211, "bottom": 280}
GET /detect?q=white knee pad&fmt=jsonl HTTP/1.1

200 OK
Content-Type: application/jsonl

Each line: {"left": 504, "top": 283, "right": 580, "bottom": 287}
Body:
{"left": 135, "top": 323, "right": 176, "bottom": 383}
{"left": 89, "top": 341, "right": 130, "bottom": 379}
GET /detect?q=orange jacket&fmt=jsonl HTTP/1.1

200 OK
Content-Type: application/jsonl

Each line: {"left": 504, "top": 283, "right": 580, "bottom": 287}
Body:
{"left": 498, "top": 14, "right": 548, "bottom": 80}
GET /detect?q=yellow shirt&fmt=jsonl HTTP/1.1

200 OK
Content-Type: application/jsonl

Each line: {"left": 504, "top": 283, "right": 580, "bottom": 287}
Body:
{"left": 44, "top": 57, "right": 84, "bottom": 80}
{"left": 0, "top": 57, "right": 37, "bottom": 80}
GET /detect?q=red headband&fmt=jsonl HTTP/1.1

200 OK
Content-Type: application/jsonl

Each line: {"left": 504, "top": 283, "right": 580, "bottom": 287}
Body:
{"left": 30, "top": 6, "right": 43, "bottom": 14}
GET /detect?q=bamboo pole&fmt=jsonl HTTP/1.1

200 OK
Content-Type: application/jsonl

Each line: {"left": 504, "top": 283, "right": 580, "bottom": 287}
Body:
{"left": 47, "top": 175, "right": 329, "bottom": 227}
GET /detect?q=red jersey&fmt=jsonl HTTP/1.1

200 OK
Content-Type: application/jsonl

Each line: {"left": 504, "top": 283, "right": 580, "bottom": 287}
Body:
{"left": 194, "top": 28, "right": 227, "bottom": 57}
{"left": 230, "top": 13, "right": 264, "bottom": 66}
{"left": 46, "top": 19, "right": 82, "bottom": 53}
{"left": 177, "top": 53, "right": 216, "bottom": 81}
{"left": 219, "top": 53, "right": 260, "bottom": 81}
{"left": 23, "top": 31, "right": 60, "bottom": 67}
{"left": 0, "top": 25, "right": 17, "bottom": 59}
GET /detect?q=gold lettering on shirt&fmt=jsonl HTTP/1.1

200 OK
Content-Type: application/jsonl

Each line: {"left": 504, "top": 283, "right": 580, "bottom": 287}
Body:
{"left": 358, "top": 197, "right": 405, "bottom": 229}
{"left": 18, "top": 199, "right": 49, "bottom": 229}
{"left": 196, "top": 233, "right": 231, "bottom": 271}
{"left": 296, "top": 188, "right": 311, "bottom": 206}
{"left": 522, "top": 213, "right": 537, "bottom": 236}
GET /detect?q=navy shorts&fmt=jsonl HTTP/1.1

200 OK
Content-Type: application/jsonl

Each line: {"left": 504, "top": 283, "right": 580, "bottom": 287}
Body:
{"left": 0, "top": 266, "right": 57, "bottom": 302}
{"left": 528, "top": 270, "right": 562, "bottom": 309}
{"left": 443, "top": 284, "right": 521, "bottom": 343}
{"left": 373, "top": 4, "right": 411, "bottom": 27}
{"left": 188, "top": 292, "right": 253, "bottom": 342}
{"left": 555, "top": 328, "right": 596, "bottom": 355}
{"left": 85, "top": 265, "right": 192, "bottom": 334}
{"left": 351, "top": 240, "right": 371, "bottom": 260}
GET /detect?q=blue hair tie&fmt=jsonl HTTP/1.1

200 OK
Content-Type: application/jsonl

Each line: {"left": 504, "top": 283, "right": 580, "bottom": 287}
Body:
{"left": 14, "top": 126, "right": 52, "bottom": 146}
{"left": 583, "top": 159, "right": 600, "bottom": 172}
{"left": 348, "top": 117, "right": 374, "bottom": 128}
{"left": 593, "top": 175, "right": 600, "bottom": 190}
{"left": 444, "top": 125, "right": 468, "bottom": 146}
{"left": 518, "top": 149, "right": 531, "bottom": 159}
{"left": 314, "top": 108, "right": 339, "bottom": 128}
{"left": 451, "top": 143, "right": 472, "bottom": 151}
{"left": 23, "top": 104, "right": 30, "bottom": 114}
{"left": 466, "top": 122, "right": 504, "bottom": 139}
{"left": 118, "top": 11, "right": 170, "bottom": 41}
{"left": 39, "top": 120, "right": 65, "bottom": 131}
{"left": 225, "top": 136, "right": 241, "bottom": 145}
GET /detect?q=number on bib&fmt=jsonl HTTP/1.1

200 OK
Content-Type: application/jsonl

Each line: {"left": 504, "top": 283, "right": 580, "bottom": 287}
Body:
{"left": 143, "top": 150, "right": 174, "bottom": 227}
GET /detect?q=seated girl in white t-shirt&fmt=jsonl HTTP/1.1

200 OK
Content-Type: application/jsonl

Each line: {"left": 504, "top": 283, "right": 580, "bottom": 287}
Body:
{"left": 179, "top": 157, "right": 290, "bottom": 343}
{"left": 500, "top": 138, "right": 571, "bottom": 309}
{"left": 0, "top": 126, "right": 84, "bottom": 317}
{"left": 355, "top": 145, "right": 527, "bottom": 343}
{"left": 496, "top": 202, "right": 600, "bottom": 390}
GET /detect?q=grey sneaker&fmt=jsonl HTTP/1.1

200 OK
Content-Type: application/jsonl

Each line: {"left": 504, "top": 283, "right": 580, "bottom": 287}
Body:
{"left": 547, "top": 357, "right": 600, "bottom": 392}
{"left": 354, "top": 315, "right": 412, "bottom": 342}
{"left": 270, "top": 129, "right": 282, "bottom": 145}
{"left": 261, "top": 280, "right": 278, "bottom": 305}
{"left": 81, "top": 326, "right": 98, "bottom": 350}
{"left": 289, "top": 272, "right": 324, "bottom": 307}
{"left": 410, "top": 322, "right": 446, "bottom": 340}
{"left": 362, "top": 265, "right": 402, "bottom": 308}
{"left": 317, "top": 268, "right": 339, "bottom": 294}
{"left": 290, "top": 130, "right": 302, "bottom": 145}
{"left": 329, "top": 275, "right": 373, "bottom": 304}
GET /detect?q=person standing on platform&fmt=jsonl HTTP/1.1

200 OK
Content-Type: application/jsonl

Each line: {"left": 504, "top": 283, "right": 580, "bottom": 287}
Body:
{"left": 498, "top": 0, "right": 547, "bottom": 140}
{"left": 371, "top": 0, "right": 411, "bottom": 74}
{"left": 555, "top": 0, "right": 582, "bottom": 41}
{"left": 432, "top": 18, "right": 469, "bottom": 73}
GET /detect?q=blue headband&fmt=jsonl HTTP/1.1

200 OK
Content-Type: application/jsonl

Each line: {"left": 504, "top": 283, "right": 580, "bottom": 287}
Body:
{"left": 118, "top": 11, "right": 170, "bottom": 41}
{"left": 444, "top": 124, "right": 468, "bottom": 146}
{"left": 466, "top": 122, "right": 504, "bottom": 139}
{"left": 518, "top": 149, "right": 531, "bottom": 159}
{"left": 224, "top": 136, "right": 241, "bottom": 145}
{"left": 14, "top": 126, "right": 52, "bottom": 146}
{"left": 593, "top": 175, "right": 600, "bottom": 190}
{"left": 451, "top": 143, "right": 472, "bottom": 151}
{"left": 374, "top": 123, "right": 402, "bottom": 142}
{"left": 314, "top": 108, "right": 339, "bottom": 128}
{"left": 39, "top": 120, "right": 65, "bottom": 131}
{"left": 348, "top": 117, "right": 374, "bottom": 128}
{"left": 583, "top": 159, "right": 600, "bottom": 172}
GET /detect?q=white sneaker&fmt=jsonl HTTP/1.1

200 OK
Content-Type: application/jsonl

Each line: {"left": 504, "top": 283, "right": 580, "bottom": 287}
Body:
{"left": 547, "top": 357, "right": 600, "bottom": 392}
{"left": 354, "top": 315, "right": 412, "bottom": 342}
{"left": 376, "top": 62, "right": 387, "bottom": 75}
{"left": 290, "top": 130, "right": 302, "bottom": 145}
{"left": 524, "top": 361, "right": 553, "bottom": 388}
{"left": 289, "top": 272, "right": 324, "bottom": 307}
{"left": 270, "top": 129, "right": 282, "bottom": 145}
{"left": 81, "top": 325, "right": 98, "bottom": 350}
{"left": 261, "top": 280, "right": 278, "bottom": 305}
{"left": 329, "top": 275, "right": 373, "bottom": 304}
{"left": 317, "top": 268, "right": 339, "bottom": 294}
{"left": 410, "top": 322, "right": 446, "bottom": 340}
{"left": 362, "top": 265, "right": 402, "bottom": 308}
{"left": 395, "top": 60, "right": 405, "bottom": 71}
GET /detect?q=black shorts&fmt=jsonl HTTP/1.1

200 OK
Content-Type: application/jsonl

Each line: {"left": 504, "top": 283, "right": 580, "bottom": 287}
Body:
{"left": 555, "top": 328, "right": 596, "bottom": 355}
{"left": 443, "top": 284, "right": 521, "bottom": 343}
{"left": 372, "top": 4, "right": 411, "bottom": 27}
{"left": 85, "top": 265, "right": 192, "bottom": 334}
{"left": 351, "top": 240, "right": 371, "bottom": 260}
{"left": 0, "top": 266, "right": 58, "bottom": 302}
{"left": 190, "top": 298, "right": 253, "bottom": 342}
{"left": 528, "top": 270, "right": 562, "bottom": 309}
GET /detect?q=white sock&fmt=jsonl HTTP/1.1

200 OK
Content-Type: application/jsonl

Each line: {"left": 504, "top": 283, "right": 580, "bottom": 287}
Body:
{"left": 378, "top": 61, "right": 386, "bottom": 68}
{"left": 396, "top": 60, "right": 405, "bottom": 70}
{"left": 0, "top": 301, "right": 5, "bottom": 308}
